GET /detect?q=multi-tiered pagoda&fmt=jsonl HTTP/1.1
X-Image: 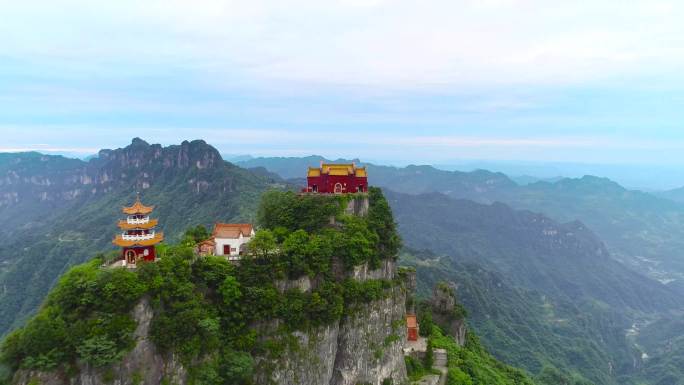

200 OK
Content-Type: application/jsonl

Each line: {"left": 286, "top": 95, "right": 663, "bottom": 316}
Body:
{"left": 113, "top": 196, "right": 163, "bottom": 266}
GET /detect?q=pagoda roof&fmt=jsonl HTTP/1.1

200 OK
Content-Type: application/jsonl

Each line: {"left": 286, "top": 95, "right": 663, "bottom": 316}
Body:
{"left": 308, "top": 163, "right": 367, "bottom": 178}
{"left": 212, "top": 223, "right": 254, "bottom": 239}
{"left": 113, "top": 232, "right": 164, "bottom": 247}
{"left": 122, "top": 198, "right": 155, "bottom": 215}
{"left": 117, "top": 218, "right": 158, "bottom": 230}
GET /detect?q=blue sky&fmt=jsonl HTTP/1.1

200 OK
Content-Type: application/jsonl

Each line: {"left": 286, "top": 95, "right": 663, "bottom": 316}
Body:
{"left": 1, "top": 0, "right": 684, "bottom": 167}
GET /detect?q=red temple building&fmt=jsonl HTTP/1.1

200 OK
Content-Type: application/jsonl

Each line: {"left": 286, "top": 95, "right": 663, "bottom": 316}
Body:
{"left": 304, "top": 163, "right": 368, "bottom": 193}
{"left": 112, "top": 197, "right": 164, "bottom": 267}
{"left": 406, "top": 314, "right": 419, "bottom": 341}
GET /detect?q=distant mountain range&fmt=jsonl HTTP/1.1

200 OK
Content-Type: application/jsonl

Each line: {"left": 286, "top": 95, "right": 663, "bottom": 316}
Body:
{"left": 3, "top": 145, "right": 684, "bottom": 384}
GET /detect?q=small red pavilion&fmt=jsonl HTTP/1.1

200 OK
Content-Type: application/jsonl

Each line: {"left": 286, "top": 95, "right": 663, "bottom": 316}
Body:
{"left": 113, "top": 197, "right": 163, "bottom": 266}
{"left": 304, "top": 163, "right": 368, "bottom": 194}
{"left": 406, "top": 314, "right": 419, "bottom": 341}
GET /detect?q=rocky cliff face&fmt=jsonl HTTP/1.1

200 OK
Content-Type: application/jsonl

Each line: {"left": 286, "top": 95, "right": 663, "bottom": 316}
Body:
{"left": 429, "top": 282, "right": 466, "bottom": 347}
{"left": 257, "top": 260, "right": 408, "bottom": 385}
{"left": 14, "top": 261, "right": 409, "bottom": 385}
{"left": 13, "top": 299, "right": 187, "bottom": 385}
{"left": 330, "top": 284, "right": 407, "bottom": 385}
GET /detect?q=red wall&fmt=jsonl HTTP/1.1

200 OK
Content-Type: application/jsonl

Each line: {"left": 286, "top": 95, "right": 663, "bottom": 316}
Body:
{"left": 122, "top": 246, "right": 156, "bottom": 263}
{"left": 307, "top": 175, "right": 368, "bottom": 193}
{"left": 408, "top": 327, "right": 419, "bottom": 341}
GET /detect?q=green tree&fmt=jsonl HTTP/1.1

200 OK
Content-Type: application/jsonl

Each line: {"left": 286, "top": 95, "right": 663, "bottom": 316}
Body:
{"left": 76, "top": 335, "right": 122, "bottom": 367}
{"left": 419, "top": 311, "right": 433, "bottom": 337}
{"left": 367, "top": 187, "right": 401, "bottom": 260}
{"left": 219, "top": 349, "right": 254, "bottom": 384}
{"left": 281, "top": 230, "right": 311, "bottom": 277}
{"left": 182, "top": 224, "right": 210, "bottom": 245}
{"left": 424, "top": 338, "right": 434, "bottom": 370}
{"left": 247, "top": 230, "right": 278, "bottom": 260}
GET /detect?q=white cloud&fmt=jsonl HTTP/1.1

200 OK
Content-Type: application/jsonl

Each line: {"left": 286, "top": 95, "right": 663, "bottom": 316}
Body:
{"left": 1, "top": 0, "right": 683, "bottom": 90}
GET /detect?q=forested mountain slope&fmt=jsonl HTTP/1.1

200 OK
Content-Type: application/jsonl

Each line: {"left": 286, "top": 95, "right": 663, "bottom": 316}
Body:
{"left": 0, "top": 139, "right": 273, "bottom": 335}
{"left": 387, "top": 191, "right": 682, "bottom": 313}
{"left": 389, "top": 191, "right": 684, "bottom": 384}
{"left": 238, "top": 156, "right": 684, "bottom": 287}
{"left": 401, "top": 249, "right": 614, "bottom": 385}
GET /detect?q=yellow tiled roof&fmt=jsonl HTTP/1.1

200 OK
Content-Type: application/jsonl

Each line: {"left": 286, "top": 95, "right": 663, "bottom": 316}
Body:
{"left": 309, "top": 163, "right": 367, "bottom": 177}
{"left": 307, "top": 167, "right": 321, "bottom": 177}
{"left": 122, "top": 198, "right": 155, "bottom": 215}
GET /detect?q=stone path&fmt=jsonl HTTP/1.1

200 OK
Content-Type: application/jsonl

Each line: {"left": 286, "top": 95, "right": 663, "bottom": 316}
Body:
{"left": 434, "top": 349, "right": 448, "bottom": 385}
{"left": 411, "top": 349, "right": 448, "bottom": 385}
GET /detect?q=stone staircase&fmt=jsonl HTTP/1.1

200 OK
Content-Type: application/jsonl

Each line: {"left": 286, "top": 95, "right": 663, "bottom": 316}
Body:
{"left": 433, "top": 349, "right": 447, "bottom": 367}
{"left": 411, "top": 349, "right": 449, "bottom": 385}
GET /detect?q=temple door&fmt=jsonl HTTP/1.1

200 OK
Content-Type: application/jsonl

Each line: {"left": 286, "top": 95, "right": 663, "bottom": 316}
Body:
{"left": 334, "top": 183, "right": 343, "bottom": 193}
{"left": 126, "top": 250, "right": 136, "bottom": 264}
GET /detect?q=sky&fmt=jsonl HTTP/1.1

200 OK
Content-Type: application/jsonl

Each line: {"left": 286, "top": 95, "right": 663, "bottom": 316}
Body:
{"left": 1, "top": 0, "right": 684, "bottom": 171}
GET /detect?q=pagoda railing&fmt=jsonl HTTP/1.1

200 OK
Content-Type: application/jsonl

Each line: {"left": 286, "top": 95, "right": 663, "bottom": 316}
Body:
{"left": 121, "top": 231, "right": 157, "bottom": 241}
{"left": 127, "top": 217, "right": 150, "bottom": 225}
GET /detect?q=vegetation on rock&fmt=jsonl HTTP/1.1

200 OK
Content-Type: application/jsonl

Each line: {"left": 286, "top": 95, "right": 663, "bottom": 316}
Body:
{"left": 0, "top": 188, "right": 402, "bottom": 384}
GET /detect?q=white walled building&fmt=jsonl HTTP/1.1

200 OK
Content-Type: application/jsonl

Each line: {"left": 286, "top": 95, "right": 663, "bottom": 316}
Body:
{"left": 206, "top": 223, "right": 255, "bottom": 261}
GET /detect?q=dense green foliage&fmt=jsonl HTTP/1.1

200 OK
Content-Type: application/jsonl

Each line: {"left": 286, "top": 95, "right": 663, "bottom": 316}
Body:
{"left": 0, "top": 189, "right": 403, "bottom": 384}
{"left": 428, "top": 325, "right": 536, "bottom": 385}
{"left": 402, "top": 249, "right": 622, "bottom": 385}
{"left": 255, "top": 188, "right": 399, "bottom": 271}
{"left": 1, "top": 259, "right": 144, "bottom": 372}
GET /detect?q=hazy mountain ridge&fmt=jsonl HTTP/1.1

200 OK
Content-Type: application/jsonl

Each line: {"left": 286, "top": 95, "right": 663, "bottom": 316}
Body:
{"left": 389, "top": 191, "right": 684, "bottom": 385}
{"left": 387, "top": 190, "right": 683, "bottom": 313}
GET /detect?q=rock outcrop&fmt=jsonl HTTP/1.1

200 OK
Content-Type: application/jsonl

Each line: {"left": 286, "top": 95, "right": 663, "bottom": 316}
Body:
{"left": 330, "top": 284, "right": 407, "bottom": 385}
{"left": 255, "top": 260, "right": 408, "bottom": 385}
{"left": 430, "top": 282, "right": 467, "bottom": 347}
{"left": 14, "top": 298, "right": 187, "bottom": 385}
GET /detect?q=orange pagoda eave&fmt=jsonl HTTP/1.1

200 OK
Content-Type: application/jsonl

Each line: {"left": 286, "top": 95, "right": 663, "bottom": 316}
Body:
{"left": 122, "top": 199, "right": 155, "bottom": 215}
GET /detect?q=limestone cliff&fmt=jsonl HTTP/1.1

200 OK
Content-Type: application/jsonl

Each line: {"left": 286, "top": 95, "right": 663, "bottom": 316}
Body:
{"left": 13, "top": 299, "right": 187, "bottom": 385}
{"left": 13, "top": 260, "right": 409, "bottom": 385}
{"left": 254, "top": 260, "right": 408, "bottom": 385}
{"left": 429, "top": 282, "right": 466, "bottom": 347}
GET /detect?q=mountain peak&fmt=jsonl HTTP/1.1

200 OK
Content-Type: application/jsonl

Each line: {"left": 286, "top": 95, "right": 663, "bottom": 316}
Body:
{"left": 130, "top": 137, "right": 150, "bottom": 147}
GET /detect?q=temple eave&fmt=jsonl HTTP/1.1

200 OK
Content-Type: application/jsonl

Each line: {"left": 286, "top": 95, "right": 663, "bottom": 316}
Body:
{"left": 112, "top": 234, "right": 164, "bottom": 247}
{"left": 117, "top": 219, "right": 159, "bottom": 230}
